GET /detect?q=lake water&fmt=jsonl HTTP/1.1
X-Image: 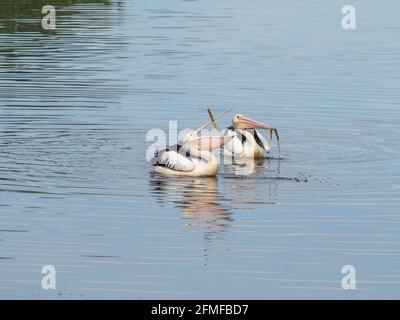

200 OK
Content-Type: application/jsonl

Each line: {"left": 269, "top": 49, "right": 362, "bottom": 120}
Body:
{"left": 0, "top": 0, "right": 399, "bottom": 299}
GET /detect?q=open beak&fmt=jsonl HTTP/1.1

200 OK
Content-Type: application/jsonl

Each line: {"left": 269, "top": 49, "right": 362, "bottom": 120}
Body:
{"left": 238, "top": 116, "right": 273, "bottom": 130}
{"left": 196, "top": 135, "right": 233, "bottom": 151}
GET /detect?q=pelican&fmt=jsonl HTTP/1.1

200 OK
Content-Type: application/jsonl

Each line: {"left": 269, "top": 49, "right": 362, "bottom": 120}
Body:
{"left": 150, "top": 120, "right": 233, "bottom": 177}
{"left": 223, "top": 114, "right": 279, "bottom": 158}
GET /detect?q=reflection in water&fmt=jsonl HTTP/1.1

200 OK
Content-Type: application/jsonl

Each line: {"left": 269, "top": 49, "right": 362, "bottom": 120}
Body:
{"left": 0, "top": 0, "right": 114, "bottom": 34}
{"left": 223, "top": 157, "right": 279, "bottom": 205}
{"left": 223, "top": 157, "right": 271, "bottom": 177}
{"left": 150, "top": 175, "right": 232, "bottom": 240}
{"left": 0, "top": 0, "right": 127, "bottom": 108}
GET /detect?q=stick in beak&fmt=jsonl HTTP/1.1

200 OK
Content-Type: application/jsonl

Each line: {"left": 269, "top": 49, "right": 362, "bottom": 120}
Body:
{"left": 195, "top": 107, "right": 233, "bottom": 133}
{"left": 207, "top": 108, "right": 218, "bottom": 129}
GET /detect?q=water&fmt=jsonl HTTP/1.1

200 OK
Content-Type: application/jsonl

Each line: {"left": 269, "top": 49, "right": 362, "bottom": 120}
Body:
{"left": 0, "top": 0, "right": 400, "bottom": 299}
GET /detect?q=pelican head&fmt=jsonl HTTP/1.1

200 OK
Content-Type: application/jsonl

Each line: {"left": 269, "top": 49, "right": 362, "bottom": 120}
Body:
{"left": 232, "top": 114, "right": 273, "bottom": 130}
{"left": 182, "top": 131, "right": 199, "bottom": 143}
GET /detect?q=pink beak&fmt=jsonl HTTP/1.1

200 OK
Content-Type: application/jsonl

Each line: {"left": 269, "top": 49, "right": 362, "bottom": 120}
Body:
{"left": 196, "top": 135, "right": 233, "bottom": 151}
{"left": 237, "top": 116, "right": 273, "bottom": 130}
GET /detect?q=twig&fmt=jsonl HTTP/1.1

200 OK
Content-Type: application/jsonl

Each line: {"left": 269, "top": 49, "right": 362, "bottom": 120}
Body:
{"left": 207, "top": 108, "right": 218, "bottom": 129}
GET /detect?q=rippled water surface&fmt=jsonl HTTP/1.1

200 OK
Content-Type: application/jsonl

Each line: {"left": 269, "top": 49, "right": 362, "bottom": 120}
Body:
{"left": 0, "top": 0, "right": 400, "bottom": 299}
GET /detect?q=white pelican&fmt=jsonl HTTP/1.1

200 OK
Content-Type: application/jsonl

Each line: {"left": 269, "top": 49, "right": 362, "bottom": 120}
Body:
{"left": 223, "top": 114, "right": 279, "bottom": 159}
{"left": 150, "top": 119, "right": 234, "bottom": 177}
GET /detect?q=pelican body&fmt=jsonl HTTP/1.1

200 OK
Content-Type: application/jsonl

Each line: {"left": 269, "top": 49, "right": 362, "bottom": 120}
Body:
{"left": 150, "top": 111, "right": 234, "bottom": 177}
{"left": 223, "top": 114, "right": 276, "bottom": 159}
{"left": 151, "top": 132, "right": 232, "bottom": 177}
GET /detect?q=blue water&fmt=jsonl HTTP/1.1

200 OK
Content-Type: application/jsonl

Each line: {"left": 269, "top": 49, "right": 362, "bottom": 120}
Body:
{"left": 0, "top": 0, "right": 400, "bottom": 299}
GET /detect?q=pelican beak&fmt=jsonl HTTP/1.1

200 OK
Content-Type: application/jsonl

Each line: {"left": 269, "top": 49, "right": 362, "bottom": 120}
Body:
{"left": 237, "top": 116, "right": 273, "bottom": 130}
{"left": 197, "top": 135, "right": 233, "bottom": 151}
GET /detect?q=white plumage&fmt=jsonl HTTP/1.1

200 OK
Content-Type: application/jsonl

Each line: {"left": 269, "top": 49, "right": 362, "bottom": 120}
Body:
{"left": 158, "top": 148, "right": 196, "bottom": 172}
{"left": 150, "top": 135, "right": 233, "bottom": 177}
{"left": 222, "top": 114, "right": 276, "bottom": 158}
{"left": 223, "top": 127, "right": 270, "bottom": 158}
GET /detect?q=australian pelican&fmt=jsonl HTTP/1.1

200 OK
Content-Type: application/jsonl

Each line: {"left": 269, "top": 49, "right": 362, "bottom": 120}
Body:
{"left": 151, "top": 118, "right": 234, "bottom": 177}
{"left": 222, "top": 114, "right": 279, "bottom": 158}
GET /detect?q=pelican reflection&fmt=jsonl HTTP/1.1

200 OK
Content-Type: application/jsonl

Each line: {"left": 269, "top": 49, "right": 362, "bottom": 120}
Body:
{"left": 150, "top": 175, "right": 232, "bottom": 237}
{"left": 222, "top": 157, "right": 279, "bottom": 205}
{"left": 223, "top": 157, "right": 271, "bottom": 177}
